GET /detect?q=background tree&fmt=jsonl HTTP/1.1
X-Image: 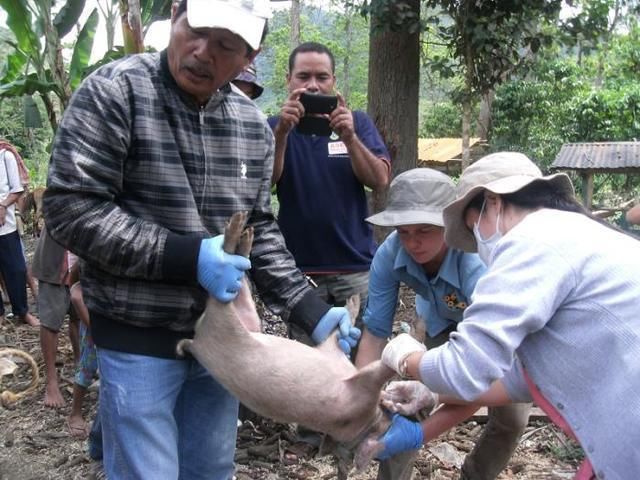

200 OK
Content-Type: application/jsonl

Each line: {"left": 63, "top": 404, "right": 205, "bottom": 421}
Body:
{"left": 358, "top": 0, "right": 420, "bottom": 241}
{"left": 423, "top": 0, "right": 563, "bottom": 168}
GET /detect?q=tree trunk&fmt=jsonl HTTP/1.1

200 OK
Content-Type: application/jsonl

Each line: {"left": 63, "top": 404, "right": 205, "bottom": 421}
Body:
{"left": 40, "top": 92, "right": 58, "bottom": 133}
{"left": 120, "top": 0, "right": 144, "bottom": 54}
{"left": 41, "top": 3, "right": 71, "bottom": 109}
{"left": 461, "top": 37, "right": 473, "bottom": 170}
{"left": 98, "top": 0, "right": 119, "bottom": 51}
{"left": 341, "top": 13, "right": 353, "bottom": 103}
{"left": 476, "top": 90, "right": 494, "bottom": 141}
{"left": 461, "top": 99, "right": 471, "bottom": 169}
{"left": 367, "top": 0, "right": 420, "bottom": 243}
{"left": 290, "top": 0, "right": 301, "bottom": 49}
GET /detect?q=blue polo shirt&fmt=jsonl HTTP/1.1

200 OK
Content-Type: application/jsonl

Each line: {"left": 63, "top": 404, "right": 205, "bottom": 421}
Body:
{"left": 363, "top": 231, "right": 486, "bottom": 338}
{"left": 268, "top": 111, "right": 390, "bottom": 273}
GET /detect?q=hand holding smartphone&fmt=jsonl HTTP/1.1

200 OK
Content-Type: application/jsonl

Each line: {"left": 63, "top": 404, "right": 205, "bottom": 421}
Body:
{"left": 296, "top": 92, "right": 338, "bottom": 136}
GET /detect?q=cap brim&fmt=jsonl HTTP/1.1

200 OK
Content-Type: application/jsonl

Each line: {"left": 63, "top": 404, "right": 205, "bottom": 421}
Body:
{"left": 187, "top": 0, "right": 266, "bottom": 50}
{"left": 366, "top": 209, "right": 445, "bottom": 227}
{"left": 443, "top": 173, "right": 574, "bottom": 252}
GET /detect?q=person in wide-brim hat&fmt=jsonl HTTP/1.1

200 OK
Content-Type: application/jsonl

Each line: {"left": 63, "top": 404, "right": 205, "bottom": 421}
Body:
{"left": 442, "top": 151, "right": 574, "bottom": 253}
{"left": 377, "top": 151, "right": 640, "bottom": 479}
{"left": 358, "top": 167, "right": 531, "bottom": 478}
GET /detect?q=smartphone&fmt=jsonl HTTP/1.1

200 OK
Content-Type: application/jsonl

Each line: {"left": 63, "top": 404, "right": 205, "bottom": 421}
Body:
{"left": 296, "top": 93, "right": 338, "bottom": 136}
{"left": 299, "top": 92, "right": 338, "bottom": 114}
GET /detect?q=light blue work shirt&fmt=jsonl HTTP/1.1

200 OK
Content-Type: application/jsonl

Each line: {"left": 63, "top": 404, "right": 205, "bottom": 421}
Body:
{"left": 363, "top": 231, "right": 486, "bottom": 338}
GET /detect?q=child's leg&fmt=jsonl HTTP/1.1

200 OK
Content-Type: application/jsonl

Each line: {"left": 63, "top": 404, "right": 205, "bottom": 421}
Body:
{"left": 67, "top": 322, "right": 98, "bottom": 438}
{"left": 69, "top": 282, "right": 89, "bottom": 364}
{"left": 67, "top": 384, "right": 89, "bottom": 439}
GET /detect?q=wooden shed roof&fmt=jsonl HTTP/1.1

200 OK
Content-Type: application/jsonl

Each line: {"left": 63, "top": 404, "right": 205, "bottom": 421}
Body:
{"left": 418, "top": 137, "right": 482, "bottom": 163}
{"left": 551, "top": 142, "right": 640, "bottom": 173}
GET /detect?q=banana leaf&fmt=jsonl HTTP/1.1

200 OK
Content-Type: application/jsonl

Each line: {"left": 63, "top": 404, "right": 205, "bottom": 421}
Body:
{"left": 53, "top": 0, "right": 87, "bottom": 38}
{"left": 69, "top": 8, "right": 99, "bottom": 90}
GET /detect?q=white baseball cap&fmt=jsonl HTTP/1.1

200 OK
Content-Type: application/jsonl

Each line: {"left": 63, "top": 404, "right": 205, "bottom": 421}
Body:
{"left": 187, "top": 0, "right": 272, "bottom": 51}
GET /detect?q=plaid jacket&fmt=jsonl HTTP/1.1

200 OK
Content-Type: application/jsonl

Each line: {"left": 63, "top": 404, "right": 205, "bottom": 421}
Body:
{"left": 44, "top": 51, "right": 326, "bottom": 356}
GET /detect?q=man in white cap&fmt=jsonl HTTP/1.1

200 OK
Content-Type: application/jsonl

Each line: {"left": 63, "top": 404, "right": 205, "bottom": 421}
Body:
{"left": 356, "top": 168, "right": 530, "bottom": 480}
{"left": 43, "top": 0, "right": 360, "bottom": 478}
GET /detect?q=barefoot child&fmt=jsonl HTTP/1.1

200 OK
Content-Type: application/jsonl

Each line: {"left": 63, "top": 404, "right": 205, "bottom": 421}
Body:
{"left": 32, "top": 226, "right": 80, "bottom": 407}
{"left": 66, "top": 280, "right": 97, "bottom": 439}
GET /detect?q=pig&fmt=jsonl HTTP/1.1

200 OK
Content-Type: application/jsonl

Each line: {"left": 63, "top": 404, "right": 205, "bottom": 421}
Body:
{"left": 177, "top": 212, "right": 395, "bottom": 474}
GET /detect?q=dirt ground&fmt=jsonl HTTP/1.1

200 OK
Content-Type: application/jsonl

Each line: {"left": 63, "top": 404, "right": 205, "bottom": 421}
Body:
{"left": 0, "top": 239, "right": 583, "bottom": 479}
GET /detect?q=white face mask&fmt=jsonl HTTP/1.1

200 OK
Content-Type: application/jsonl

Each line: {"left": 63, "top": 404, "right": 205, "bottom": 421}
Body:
{"left": 473, "top": 199, "right": 502, "bottom": 266}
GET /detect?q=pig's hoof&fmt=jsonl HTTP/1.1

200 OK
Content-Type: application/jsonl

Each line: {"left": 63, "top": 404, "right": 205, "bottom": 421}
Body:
{"left": 176, "top": 339, "right": 193, "bottom": 357}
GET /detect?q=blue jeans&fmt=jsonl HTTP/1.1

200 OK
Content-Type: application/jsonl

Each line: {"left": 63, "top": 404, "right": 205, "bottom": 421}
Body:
{"left": 0, "top": 230, "right": 29, "bottom": 317}
{"left": 97, "top": 348, "right": 239, "bottom": 480}
{"left": 88, "top": 412, "right": 103, "bottom": 461}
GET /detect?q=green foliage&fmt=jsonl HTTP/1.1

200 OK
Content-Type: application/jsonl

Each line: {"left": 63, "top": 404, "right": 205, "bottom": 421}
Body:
{"left": 492, "top": 57, "right": 640, "bottom": 169}
{"left": 601, "top": 20, "right": 640, "bottom": 83}
{"left": 140, "top": 0, "right": 173, "bottom": 29}
{"left": 0, "top": 94, "right": 54, "bottom": 187}
{"left": 419, "top": 101, "right": 462, "bottom": 137}
{"left": 422, "top": 1, "right": 563, "bottom": 100}
{"left": 358, "top": 0, "right": 422, "bottom": 33}
{"left": 492, "top": 59, "right": 588, "bottom": 167}
{"left": 571, "top": 85, "right": 640, "bottom": 141}
{"left": 69, "top": 8, "right": 99, "bottom": 90}
{"left": 53, "top": 0, "right": 87, "bottom": 38}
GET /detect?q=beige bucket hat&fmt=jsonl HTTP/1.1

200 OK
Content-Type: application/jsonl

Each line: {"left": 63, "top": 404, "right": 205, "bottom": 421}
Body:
{"left": 366, "top": 168, "right": 455, "bottom": 227}
{"left": 443, "top": 152, "right": 574, "bottom": 252}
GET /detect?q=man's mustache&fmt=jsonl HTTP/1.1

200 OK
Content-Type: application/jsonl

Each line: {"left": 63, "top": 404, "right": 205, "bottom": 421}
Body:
{"left": 183, "top": 62, "right": 213, "bottom": 78}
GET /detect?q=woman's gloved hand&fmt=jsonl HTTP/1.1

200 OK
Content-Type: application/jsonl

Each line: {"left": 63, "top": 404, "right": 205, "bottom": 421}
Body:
{"left": 311, "top": 307, "right": 362, "bottom": 355}
{"left": 197, "top": 235, "right": 251, "bottom": 303}
{"left": 381, "top": 333, "right": 426, "bottom": 376}
{"left": 381, "top": 381, "right": 440, "bottom": 416}
{"left": 375, "top": 413, "right": 424, "bottom": 460}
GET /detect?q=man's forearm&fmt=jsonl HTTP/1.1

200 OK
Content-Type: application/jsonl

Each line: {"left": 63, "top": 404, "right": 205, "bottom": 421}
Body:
{"left": 345, "top": 136, "right": 390, "bottom": 190}
{"left": 0, "top": 191, "right": 22, "bottom": 208}
{"left": 271, "top": 126, "right": 288, "bottom": 185}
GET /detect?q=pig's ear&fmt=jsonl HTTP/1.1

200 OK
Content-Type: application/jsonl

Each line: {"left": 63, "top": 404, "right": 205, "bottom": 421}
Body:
{"left": 353, "top": 435, "right": 385, "bottom": 473}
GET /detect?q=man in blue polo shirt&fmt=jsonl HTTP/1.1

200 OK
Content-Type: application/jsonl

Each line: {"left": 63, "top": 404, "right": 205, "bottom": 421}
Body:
{"left": 268, "top": 42, "right": 390, "bottom": 342}
{"left": 355, "top": 168, "right": 531, "bottom": 480}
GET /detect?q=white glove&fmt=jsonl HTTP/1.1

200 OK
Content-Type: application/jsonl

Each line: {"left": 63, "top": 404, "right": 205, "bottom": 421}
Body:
{"left": 381, "top": 333, "right": 426, "bottom": 376}
{"left": 380, "top": 381, "right": 439, "bottom": 416}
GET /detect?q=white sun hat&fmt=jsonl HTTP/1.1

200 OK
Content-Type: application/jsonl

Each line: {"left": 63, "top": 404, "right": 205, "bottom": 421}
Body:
{"left": 443, "top": 152, "right": 574, "bottom": 252}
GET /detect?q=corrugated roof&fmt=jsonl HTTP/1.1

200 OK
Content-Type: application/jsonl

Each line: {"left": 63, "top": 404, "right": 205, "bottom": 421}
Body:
{"left": 418, "top": 137, "right": 481, "bottom": 163}
{"left": 551, "top": 142, "right": 640, "bottom": 172}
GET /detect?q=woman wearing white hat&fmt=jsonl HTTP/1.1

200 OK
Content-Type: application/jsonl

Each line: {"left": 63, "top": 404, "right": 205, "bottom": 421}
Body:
{"left": 356, "top": 167, "right": 530, "bottom": 480}
{"left": 376, "top": 152, "right": 640, "bottom": 479}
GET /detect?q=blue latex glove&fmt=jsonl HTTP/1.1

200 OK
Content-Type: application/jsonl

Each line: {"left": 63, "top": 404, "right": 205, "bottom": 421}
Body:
{"left": 197, "top": 235, "right": 251, "bottom": 303}
{"left": 375, "top": 414, "right": 424, "bottom": 460}
{"left": 311, "top": 307, "right": 362, "bottom": 355}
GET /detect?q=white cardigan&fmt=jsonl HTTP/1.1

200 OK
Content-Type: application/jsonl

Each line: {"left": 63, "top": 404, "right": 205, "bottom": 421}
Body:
{"left": 420, "top": 208, "right": 640, "bottom": 479}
